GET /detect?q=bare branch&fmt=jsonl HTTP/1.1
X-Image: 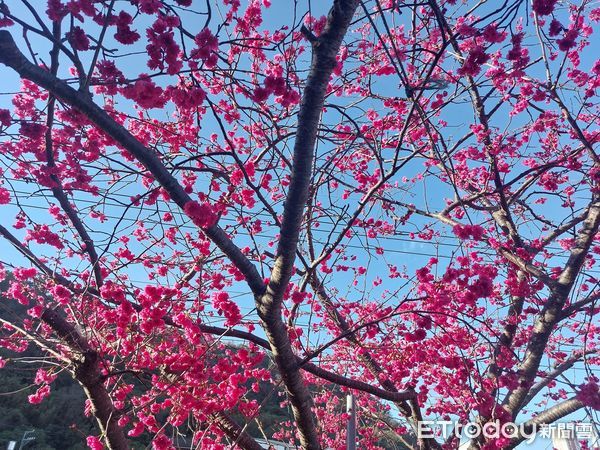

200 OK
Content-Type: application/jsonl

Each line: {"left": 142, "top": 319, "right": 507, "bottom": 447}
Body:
{"left": 0, "top": 30, "right": 265, "bottom": 296}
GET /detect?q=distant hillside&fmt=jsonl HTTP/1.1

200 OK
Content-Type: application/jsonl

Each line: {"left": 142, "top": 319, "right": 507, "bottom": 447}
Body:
{"left": 0, "top": 293, "right": 95, "bottom": 450}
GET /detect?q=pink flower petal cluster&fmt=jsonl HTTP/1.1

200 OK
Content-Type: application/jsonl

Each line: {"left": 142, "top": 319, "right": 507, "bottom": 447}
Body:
{"left": 183, "top": 200, "right": 217, "bottom": 228}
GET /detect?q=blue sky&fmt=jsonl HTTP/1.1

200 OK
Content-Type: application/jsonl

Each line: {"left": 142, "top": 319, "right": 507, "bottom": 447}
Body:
{"left": 0, "top": 1, "right": 599, "bottom": 448}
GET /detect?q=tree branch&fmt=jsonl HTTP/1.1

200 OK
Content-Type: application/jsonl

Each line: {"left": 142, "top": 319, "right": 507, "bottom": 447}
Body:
{"left": 521, "top": 350, "right": 597, "bottom": 408}
{"left": 214, "top": 412, "right": 265, "bottom": 450}
{"left": 254, "top": 2, "right": 360, "bottom": 448}
{"left": 0, "top": 30, "right": 265, "bottom": 296}
{"left": 41, "top": 309, "right": 128, "bottom": 450}
{"left": 503, "top": 198, "right": 600, "bottom": 417}
{"left": 506, "top": 397, "right": 585, "bottom": 449}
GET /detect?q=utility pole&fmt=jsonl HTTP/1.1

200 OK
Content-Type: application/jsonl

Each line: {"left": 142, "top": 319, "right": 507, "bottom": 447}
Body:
{"left": 347, "top": 394, "right": 356, "bottom": 450}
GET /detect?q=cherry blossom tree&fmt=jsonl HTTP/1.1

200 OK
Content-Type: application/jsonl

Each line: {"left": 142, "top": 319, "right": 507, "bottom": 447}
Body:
{"left": 0, "top": 0, "right": 599, "bottom": 449}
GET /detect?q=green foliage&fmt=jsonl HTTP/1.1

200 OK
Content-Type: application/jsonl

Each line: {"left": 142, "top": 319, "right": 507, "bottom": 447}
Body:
{"left": 0, "top": 285, "right": 93, "bottom": 450}
{"left": 0, "top": 350, "right": 95, "bottom": 449}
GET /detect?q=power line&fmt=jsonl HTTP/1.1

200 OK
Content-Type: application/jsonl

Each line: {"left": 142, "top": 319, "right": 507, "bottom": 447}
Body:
{"left": 3, "top": 192, "right": 579, "bottom": 256}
